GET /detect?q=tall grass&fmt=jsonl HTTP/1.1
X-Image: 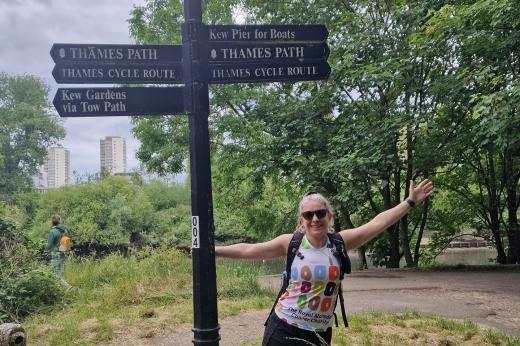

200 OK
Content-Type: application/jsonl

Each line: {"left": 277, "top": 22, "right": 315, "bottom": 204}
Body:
{"left": 332, "top": 312, "right": 520, "bottom": 346}
{"left": 25, "top": 249, "right": 273, "bottom": 346}
{"left": 24, "top": 249, "right": 520, "bottom": 346}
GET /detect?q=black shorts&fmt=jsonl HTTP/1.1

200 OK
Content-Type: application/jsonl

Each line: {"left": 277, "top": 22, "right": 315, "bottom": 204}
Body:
{"left": 262, "top": 313, "right": 333, "bottom": 346}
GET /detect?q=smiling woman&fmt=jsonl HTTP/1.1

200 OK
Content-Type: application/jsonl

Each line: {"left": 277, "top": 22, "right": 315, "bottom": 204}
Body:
{"left": 215, "top": 179, "right": 433, "bottom": 346}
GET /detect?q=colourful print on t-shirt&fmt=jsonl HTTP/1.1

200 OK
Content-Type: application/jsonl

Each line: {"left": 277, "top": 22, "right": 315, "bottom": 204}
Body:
{"left": 275, "top": 235, "right": 342, "bottom": 332}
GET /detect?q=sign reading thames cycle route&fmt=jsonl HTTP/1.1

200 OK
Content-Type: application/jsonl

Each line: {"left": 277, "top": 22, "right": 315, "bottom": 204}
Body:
{"left": 51, "top": 24, "right": 330, "bottom": 116}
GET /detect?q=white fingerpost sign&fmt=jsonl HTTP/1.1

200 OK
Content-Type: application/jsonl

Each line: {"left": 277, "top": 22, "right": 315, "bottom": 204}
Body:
{"left": 192, "top": 216, "right": 200, "bottom": 248}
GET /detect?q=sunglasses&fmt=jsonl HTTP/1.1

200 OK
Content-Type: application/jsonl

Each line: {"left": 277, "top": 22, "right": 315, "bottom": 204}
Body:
{"left": 301, "top": 209, "right": 328, "bottom": 221}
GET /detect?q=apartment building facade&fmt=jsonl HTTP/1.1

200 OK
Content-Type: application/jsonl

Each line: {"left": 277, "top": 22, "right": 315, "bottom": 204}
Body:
{"left": 100, "top": 136, "right": 127, "bottom": 175}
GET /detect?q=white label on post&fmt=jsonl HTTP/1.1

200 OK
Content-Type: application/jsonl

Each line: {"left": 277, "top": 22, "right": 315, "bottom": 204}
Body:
{"left": 192, "top": 216, "right": 200, "bottom": 249}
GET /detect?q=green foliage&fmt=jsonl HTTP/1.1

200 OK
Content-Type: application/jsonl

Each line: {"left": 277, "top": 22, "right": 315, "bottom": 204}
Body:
{"left": 141, "top": 179, "right": 190, "bottom": 210}
{"left": 419, "top": 0, "right": 520, "bottom": 264}
{"left": 150, "top": 204, "right": 192, "bottom": 246}
{"left": 0, "top": 73, "right": 64, "bottom": 196}
{"left": 128, "top": 0, "right": 519, "bottom": 266}
{"left": 420, "top": 187, "right": 480, "bottom": 265}
{"left": 213, "top": 164, "right": 301, "bottom": 242}
{"left": 130, "top": 116, "right": 189, "bottom": 175}
{"left": 27, "top": 177, "right": 198, "bottom": 249}
{"left": 0, "top": 213, "right": 63, "bottom": 323}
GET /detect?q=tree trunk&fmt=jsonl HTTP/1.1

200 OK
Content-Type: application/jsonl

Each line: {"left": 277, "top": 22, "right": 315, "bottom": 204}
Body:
{"left": 401, "top": 129, "right": 414, "bottom": 267}
{"left": 340, "top": 206, "right": 368, "bottom": 270}
{"left": 486, "top": 149, "right": 507, "bottom": 264}
{"left": 504, "top": 149, "right": 520, "bottom": 264}
{"left": 383, "top": 180, "right": 400, "bottom": 268}
{"left": 413, "top": 198, "right": 430, "bottom": 266}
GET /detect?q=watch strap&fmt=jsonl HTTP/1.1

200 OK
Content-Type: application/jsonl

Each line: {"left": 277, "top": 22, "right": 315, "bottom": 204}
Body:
{"left": 405, "top": 197, "right": 416, "bottom": 208}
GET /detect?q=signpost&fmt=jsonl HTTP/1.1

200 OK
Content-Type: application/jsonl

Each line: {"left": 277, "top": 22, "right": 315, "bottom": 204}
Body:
{"left": 50, "top": 44, "right": 183, "bottom": 64}
{"left": 50, "top": 2, "right": 331, "bottom": 344}
{"left": 208, "top": 61, "right": 330, "bottom": 84}
{"left": 53, "top": 87, "right": 184, "bottom": 117}
{"left": 206, "top": 24, "right": 329, "bottom": 42}
{"left": 207, "top": 42, "right": 329, "bottom": 62}
{"left": 52, "top": 63, "right": 183, "bottom": 84}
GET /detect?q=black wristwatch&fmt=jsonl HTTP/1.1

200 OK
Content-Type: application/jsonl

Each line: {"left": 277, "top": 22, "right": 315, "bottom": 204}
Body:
{"left": 405, "top": 197, "right": 416, "bottom": 208}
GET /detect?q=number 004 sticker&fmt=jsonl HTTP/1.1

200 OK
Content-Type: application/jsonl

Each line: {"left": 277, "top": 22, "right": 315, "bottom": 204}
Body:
{"left": 192, "top": 216, "right": 200, "bottom": 248}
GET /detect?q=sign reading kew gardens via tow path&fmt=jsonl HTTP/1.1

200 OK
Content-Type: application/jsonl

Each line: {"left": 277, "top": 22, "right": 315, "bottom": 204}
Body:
{"left": 51, "top": 5, "right": 330, "bottom": 343}
{"left": 53, "top": 87, "right": 184, "bottom": 117}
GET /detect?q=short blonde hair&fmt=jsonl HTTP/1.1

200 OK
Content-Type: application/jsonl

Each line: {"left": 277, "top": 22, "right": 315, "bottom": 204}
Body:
{"left": 296, "top": 193, "right": 334, "bottom": 232}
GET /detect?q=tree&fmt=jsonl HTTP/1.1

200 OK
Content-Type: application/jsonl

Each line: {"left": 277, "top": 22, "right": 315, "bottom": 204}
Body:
{"left": 208, "top": 0, "right": 447, "bottom": 267}
{"left": 129, "top": 0, "right": 519, "bottom": 268}
{"left": 128, "top": 0, "right": 446, "bottom": 268}
{"left": 422, "top": 0, "right": 520, "bottom": 264}
{"left": 0, "top": 73, "right": 64, "bottom": 197}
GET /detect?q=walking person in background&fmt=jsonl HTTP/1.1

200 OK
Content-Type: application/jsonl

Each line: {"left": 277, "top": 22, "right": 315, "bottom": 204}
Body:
{"left": 45, "top": 215, "right": 72, "bottom": 289}
{"left": 215, "top": 180, "right": 433, "bottom": 345}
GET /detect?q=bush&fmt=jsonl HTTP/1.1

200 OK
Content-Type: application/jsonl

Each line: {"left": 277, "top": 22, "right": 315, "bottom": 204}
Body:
{"left": 0, "top": 213, "right": 64, "bottom": 323}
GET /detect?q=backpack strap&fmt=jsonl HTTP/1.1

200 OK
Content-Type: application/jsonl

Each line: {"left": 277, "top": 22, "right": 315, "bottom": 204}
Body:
{"left": 338, "top": 282, "right": 349, "bottom": 327}
{"left": 327, "top": 232, "right": 350, "bottom": 327}
{"left": 264, "top": 232, "right": 304, "bottom": 326}
{"left": 328, "top": 233, "right": 351, "bottom": 278}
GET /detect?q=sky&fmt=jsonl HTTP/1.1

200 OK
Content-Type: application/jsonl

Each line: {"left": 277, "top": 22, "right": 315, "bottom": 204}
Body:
{"left": 0, "top": 0, "right": 148, "bottom": 177}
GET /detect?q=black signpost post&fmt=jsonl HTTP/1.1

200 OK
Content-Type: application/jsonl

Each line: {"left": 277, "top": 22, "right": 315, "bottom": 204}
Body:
{"left": 182, "top": 1, "right": 220, "bottom": 345}
{"left": 50, "top": 0, "right": 330, "bottom": 344}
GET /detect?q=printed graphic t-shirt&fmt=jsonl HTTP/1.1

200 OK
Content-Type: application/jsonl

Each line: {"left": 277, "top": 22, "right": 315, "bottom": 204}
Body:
{"left": 275, "top": 234, "right": 341, "bottom": 332}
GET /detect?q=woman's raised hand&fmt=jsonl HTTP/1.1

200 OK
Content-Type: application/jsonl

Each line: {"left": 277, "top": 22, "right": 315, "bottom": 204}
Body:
{"left": 409, "top": 179, "right": 433, "bottom": 205}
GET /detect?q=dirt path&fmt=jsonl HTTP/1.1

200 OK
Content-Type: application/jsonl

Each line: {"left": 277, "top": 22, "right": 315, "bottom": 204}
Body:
{"left": 110, "top": 269, "right": 520, "bottom": 345}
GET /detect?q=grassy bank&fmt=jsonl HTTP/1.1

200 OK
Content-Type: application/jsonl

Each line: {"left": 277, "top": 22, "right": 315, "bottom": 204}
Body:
{"left": 25, "top": 249, "right": 273, "bottom": 345}
{"left": 24, "top": 249, "right": 519, "bottom": 345}
{"left": 332, "top": 312, "right": 519, "bottom": 346}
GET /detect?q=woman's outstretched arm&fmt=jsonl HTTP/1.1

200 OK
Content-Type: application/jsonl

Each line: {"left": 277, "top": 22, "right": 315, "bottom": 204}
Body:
{"left": 215, "top": 233, "right": 292, "bottom": 260}
{"left": 341, "top": 179, "right": 433, "bottom": 251}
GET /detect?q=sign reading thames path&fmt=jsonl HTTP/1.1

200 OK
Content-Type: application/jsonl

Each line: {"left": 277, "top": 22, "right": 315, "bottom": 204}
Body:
{"left": 51, "top": 2, "right": 330, "bottom": 344}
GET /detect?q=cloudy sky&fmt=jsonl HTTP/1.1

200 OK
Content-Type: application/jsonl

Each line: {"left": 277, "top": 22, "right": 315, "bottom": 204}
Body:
{"left": 0, "top": 0, "right": 148, "bottom": 176}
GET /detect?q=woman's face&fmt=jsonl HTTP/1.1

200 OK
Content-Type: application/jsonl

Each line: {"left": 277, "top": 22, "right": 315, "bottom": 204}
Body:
{"left": 300, "top": 200, "right": 332, "bottom": 239}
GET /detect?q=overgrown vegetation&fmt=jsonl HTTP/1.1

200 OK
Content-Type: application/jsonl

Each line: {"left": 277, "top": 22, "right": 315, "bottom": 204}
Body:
{"left": 0, "top": 211, "right": 63, "bottom": 323}
{"left": 20, "top": 249, "right": 520, "bottom": 345}
{"left": 129, "top": 0, "right": 520, "bottom": 267}
{"left": 29, "top": 177, "right": 195, "bottom": 252}
{"left": 24, "top": 249, "right": 273, "bottom": 345}
{"left": 0, "top": 73, "right": 64, "bottom": 196}
{"left": 330, "top": 312, "right": 520, "bottom": 346}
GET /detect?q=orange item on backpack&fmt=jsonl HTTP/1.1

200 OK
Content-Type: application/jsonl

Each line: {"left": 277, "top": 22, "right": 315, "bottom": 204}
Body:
{"left": 59, "top": 234, "right": 71, "bottom": 253}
